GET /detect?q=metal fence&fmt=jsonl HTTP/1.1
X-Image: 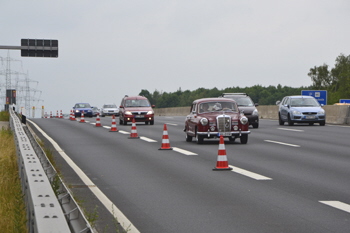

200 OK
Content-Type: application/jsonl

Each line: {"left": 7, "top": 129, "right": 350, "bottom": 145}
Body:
{"left": 10, "top": 109, "right": 93, "bottom": 233}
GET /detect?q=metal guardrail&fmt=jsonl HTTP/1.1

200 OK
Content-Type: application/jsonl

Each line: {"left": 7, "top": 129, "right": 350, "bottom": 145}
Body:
{"left": 10, "top": 109, "right": 93, "bottom": 233}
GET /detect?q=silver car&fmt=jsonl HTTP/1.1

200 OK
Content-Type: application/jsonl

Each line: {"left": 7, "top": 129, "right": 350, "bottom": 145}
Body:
{"left": 277, "top": 95, "right": 326, "bottom": 126}
{"left": 100, "top": 103, "right": 119, "bottom": 117}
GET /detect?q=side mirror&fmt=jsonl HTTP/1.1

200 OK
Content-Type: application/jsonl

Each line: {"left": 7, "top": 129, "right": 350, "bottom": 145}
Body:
{"left": 276, "top": 101, "right": 281, "bottom": 105}
{"left": 119, "top": 106, "right": 124, "bottom": 108}
{"left": 255, "top": 103, "right": 259, "bottom": 107}
{"left": 152, "top": 105, "right": 155, "bottom": 108}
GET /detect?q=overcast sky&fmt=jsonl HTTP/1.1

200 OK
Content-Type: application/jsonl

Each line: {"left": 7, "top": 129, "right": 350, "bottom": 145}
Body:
{"left": 1, "top": 0, "right": 349, "bottom": 116}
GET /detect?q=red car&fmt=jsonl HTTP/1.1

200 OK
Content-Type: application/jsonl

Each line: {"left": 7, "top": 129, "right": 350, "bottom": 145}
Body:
{"left": 119, "top": 95, "right": 155, "bottom": 125}
{"left": 184, "top": 98, "right": 250, "bottom": 144}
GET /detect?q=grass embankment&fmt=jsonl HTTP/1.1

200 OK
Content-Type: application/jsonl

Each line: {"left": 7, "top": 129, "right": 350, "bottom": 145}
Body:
{"left": 0, "top": 111, "right": 27, "bottom": 232}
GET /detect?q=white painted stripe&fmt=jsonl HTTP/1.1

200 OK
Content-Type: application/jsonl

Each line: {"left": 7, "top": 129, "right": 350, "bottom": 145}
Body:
{"left": 278, "top": 128, "right": 304, "bottom": 132}
{"left": 103, "top": 126, "right": 110, "bottom": 129}
{"left": 229, "top": 165, "right": 272, "bottom": 180}
{"left": 166, "top": 123, "right": 178, "bottom": 126}
{"left": 140, "top": 136, "right": 157, "bottom": 142}
{"left": 319, "top": 201, "right": 350, "bottom": 213}
{"left": 118, "top": 130, "right": 130, "bottom": 134}
{"left": 172, "top": 147, "right": 198, "bottom": 156}
{"left": 264, "top": 140, "right": 300, "bottom": 147}
{"left": 28, "top": 120, "right": 140, "bottom": 233}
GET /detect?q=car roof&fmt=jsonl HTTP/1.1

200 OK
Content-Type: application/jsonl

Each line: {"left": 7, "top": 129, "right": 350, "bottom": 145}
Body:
{"left": 287, "top": 95, "right": 315, "bottom": 98}
{"left": 193, "top": 97, "right": 237, "bottom": 104}
{"left": 123, "top": 95, "right": 148, "bottom": 100}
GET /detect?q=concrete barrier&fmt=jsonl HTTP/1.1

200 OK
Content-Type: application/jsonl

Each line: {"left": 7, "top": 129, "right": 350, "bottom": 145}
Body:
{"left": 154, "top": 105, "right": 350, "bottom": 125}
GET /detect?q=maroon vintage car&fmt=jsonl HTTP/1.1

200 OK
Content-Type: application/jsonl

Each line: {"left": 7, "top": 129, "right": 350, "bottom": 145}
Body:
{"left": 184, "top": 98, "right": 250, "bottom": 144}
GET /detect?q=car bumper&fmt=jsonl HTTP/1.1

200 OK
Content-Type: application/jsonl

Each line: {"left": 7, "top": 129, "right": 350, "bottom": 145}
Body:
{"left": 197, "top": 130, "right": 250, "bottom": 137}
{"left": 291, "top": 115, "right": 325, "bottom": 123}
{"left": 74, "top": 112, "right": 93, "bottom": 117}
{"left": 102, "top": 112, "right": 119, "bottom": 116}
{"left": 124, "top": 115, "right": 154, "bottom": 122}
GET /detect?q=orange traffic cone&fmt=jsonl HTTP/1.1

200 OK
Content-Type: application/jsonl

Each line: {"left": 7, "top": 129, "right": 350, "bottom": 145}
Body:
{"left": 109, "top": 115, "right": 118, "bottom": 132}
{"left": 213, "top": 135, "right": 232, "bottom": 171}
{"left": 60, "top": 110, "right": 63, "bottom": 119}
{"left": 71, "top": 110, "right": 76, "bottom": 121}
{"left": 95, "top": 113, "right": 102, "bottom": 127}
{"left": 159, "top": 124, "right": 172, "bottom": 150}
{"left": 80, "top": 112, "right": 85, "bottom": 123}
{"left": 56, "top": 110, "right": 59, "bottom": 118}
{"left": 128, "top": 118, "right": 139, "bottom": 139}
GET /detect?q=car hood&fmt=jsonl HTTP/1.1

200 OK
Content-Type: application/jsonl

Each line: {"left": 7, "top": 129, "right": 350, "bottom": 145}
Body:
{"left": 124, "top": 106, "right": 153, "bottom": 111}
{"left": 103, "top": 108, "right": 118, "bottom": 110}
{"left": 290, "top": 106, "right": 323, "bottom": 112}
{"left": 199, "top": 112, "right": 241, "bottom": 120}
{"left": 237, "top": 106, "right": 256, "bottom": 114}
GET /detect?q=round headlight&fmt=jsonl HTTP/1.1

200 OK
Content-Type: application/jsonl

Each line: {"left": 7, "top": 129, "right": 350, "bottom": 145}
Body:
{"left": 200, "top": 118, "right": 208, "bottom": 126}
{"left": 240, "top": 116, "right": 248, "bottom": 125}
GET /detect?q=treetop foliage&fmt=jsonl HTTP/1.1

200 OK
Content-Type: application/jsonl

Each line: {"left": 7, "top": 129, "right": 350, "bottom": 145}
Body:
{"left": 140, "top": 53, "right": 350, "bottom": 108}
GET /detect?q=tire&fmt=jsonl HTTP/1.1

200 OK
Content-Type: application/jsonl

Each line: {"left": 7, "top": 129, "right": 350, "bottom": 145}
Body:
{"left": 186, "top": 133, "right": 193, "bottom": 142}
{"left": 229, "top": 136, "right": 235, "bottom": 142}
{"left": 252, "top": 123, "right": 259, "bottom": 128}
{"left": 287, "top": 114, "right": 294, "bottom": 126}
{"left": 196, "top": 129, "right": 204, "bottom": 144}
{"left": 240, "top": 134, "right": 248, "bottom": 144}
{"left": 278, "top": 114, "right": 284, "bottom": 125}
{"left": 320, "top": 121, "right": 325, "bottom": 126}
{"left": 150, "top": 120, "right": 154, "bottom": 125}
{"left": 145, "top": 121, "right": 149, "bottom": 125}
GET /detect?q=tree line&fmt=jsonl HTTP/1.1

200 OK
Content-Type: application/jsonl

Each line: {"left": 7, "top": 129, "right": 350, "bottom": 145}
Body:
{"left": 139, "top": 53, "right": 350, "bottom": 108}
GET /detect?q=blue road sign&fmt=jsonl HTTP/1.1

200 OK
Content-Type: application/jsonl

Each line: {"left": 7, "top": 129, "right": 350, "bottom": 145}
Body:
{"left": 339, "top": 99, "right": 350, "bottom": 104}
{"left": 301, "top": 90, "right": 327, "bottom": 105}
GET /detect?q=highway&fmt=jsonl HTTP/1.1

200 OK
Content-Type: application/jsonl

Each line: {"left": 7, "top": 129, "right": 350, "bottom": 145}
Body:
{"left": 29, "top": 116, "right": 350, "bottom": 233}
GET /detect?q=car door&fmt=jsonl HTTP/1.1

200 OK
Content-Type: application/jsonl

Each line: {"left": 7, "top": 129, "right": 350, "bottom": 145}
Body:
{"left": 280, "top": 97, "right": 289, "bottom": 121}
{"left": 186, "top": 103, "right": 197, "bottom": 134}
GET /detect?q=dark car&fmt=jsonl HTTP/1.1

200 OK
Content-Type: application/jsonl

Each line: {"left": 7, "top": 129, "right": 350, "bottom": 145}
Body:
{"left": 220, "top": 93, "right": 259, "bottom": 128}
{"left": 119, "top": 95, "right": 155, "bottom": 125}
{"left": 277, "top": 95, "right": 326, "bottom": 126}
{"left": 73, "top": 103, "right": 93, "bottom": 117}
{"left": 184, "top": 98, "right": 250, "bottom": 144}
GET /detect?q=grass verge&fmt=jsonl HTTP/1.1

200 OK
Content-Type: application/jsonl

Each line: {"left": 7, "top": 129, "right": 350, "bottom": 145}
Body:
{"left": 0, "top": 126, "right": 27, "bottom": 232}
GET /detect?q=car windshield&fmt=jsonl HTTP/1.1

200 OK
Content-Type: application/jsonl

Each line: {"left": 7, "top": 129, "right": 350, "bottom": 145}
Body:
{"left": 232, "top": 97, "right": 254, "bottom": 107}
{"left": 125, "top": 99, "right": 150, "bottom": 107}
{"left": 76, "top": 103, "right": 91, "bottom": 108}
{"left": 290, "top": 98, "right": 320, "bottom": 107}
{"left": 104, "top": 104, "right": 117, "bottom": 108}
{"left": 198, "top": 102, "right": 237, "bottom": 113}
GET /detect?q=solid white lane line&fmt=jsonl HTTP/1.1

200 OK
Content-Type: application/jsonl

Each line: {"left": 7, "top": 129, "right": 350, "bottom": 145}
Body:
{"left": 319, "top": 201, "right": 350, "bottom": 213}
{"left": 28, "top": 120, "right": 140, "bottom": 233}
{"left": 172, "top": 147, "right": 198, "bottom": 156}
{"left": 278, "top": 128, "right": 304, "bottom": 132}
{"left": 118, "top": 130, "right": 130, "bottom": 134}
{"left": 140, "top": 136, "right": 157, "bottom": 142}
{"left": 229, "top": 165, "right": 272, "bottom": 180}
{"left": 264, "top": 140, "right": 300, "bottom": 147}
{"left": 103, "top": 126, "right": 110, "bottom": 129}
{"left": 166, "top": 123, "right": 178, "bottom": 126}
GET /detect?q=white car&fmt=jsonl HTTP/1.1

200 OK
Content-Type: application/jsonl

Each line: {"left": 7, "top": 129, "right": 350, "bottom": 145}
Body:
{"left": 100, "top": 103, "right": 119, "bottom": 117}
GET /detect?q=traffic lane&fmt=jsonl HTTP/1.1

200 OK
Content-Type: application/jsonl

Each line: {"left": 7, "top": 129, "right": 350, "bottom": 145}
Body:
{"left": 30, "top": 118, "right": 350, "bottom": 231}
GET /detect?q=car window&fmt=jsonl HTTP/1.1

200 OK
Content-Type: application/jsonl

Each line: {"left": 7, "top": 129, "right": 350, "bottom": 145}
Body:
{"left": 125, "top": 99, "right": 150, "bottom": 107}
{"left": 235, "top": 97, "right": 254, "bottom": 106}
{"left": 76, "top": 103, "right": 90, "bottom": 108}
{"left": 290, "top": 98, "right": 319, "bottom": 107}
{"left": 198, "top": 102, "right": 237, "bottom": 113}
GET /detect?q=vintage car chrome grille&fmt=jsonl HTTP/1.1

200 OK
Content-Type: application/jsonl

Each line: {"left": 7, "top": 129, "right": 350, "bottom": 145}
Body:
{"left": 217, "top": 116, "right": 231, "bottom": 132}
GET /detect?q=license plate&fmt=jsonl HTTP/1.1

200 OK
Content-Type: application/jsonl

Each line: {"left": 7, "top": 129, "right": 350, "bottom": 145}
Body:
{"left": 305, "top": 116, "right": 315, "bottom": 119}
{"left": 135, "top": 115, "right": 144, "bottom": 118}
{"left": 218, "top": 132, "right": 231, "bottom": 136}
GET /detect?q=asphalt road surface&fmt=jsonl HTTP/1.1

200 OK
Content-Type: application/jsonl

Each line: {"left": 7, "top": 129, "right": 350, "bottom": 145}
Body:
{"left": 29, "top": 116, "right": 350, "bottom": 233}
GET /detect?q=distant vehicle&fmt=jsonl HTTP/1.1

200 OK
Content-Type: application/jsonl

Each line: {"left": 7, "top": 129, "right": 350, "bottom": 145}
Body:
{"left": 100, "top": 103, "right": 119, "bottom": 117}
{"left": 276, "top": 95, "right": 326, "bottom": 126}
{"left": 91, "top": 106, "right": 100, "bottom": 117}
{"left": 184, "top": 98, "right": 250, "bottom": 144}
{"left": 220, "top": 93, "right": 259, "bottom": 128}
{"left": 119, "top": 95, "right": 155, "bottom": 125}
{"left": 73, "top": 103, "right": 93, "bottom": 117}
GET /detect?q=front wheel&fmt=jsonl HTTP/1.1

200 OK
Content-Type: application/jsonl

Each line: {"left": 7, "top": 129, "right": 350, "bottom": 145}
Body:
{"left": 150, "top": 120, "right": 154, "bottom": 125}
{"left": 240, "top": 134, "right": 248, "bottom": 144}
{"left": 278, "top": 114, "right": 284, "bottom": 125}
{"left": 196, "top": 129, "right": 204, "bottom": 144}
{"left": 186, "top": 133, "right": 193, "bottom": 142}
{"left": 287, "top": 114, "right": 294, "bottom": 126}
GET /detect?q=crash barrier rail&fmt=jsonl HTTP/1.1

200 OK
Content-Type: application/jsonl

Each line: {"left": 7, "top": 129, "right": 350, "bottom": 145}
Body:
{"left": 154, "top": 105, "right": 350, "bottom": 125}
{"left": 9, "top": 109, "right": 93, "bottom": 233}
